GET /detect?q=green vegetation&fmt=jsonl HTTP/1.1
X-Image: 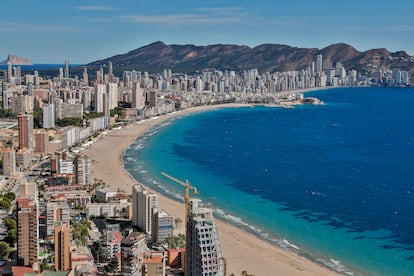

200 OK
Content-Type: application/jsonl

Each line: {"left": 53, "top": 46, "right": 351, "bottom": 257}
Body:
{"left": 110, "top": 106, "right": 126, "bottom": 119}
{"left": 83, "top": 112, "right": 103, "bottom": 120}
{"left": 93, "top": 233, "right": 110, "bottom": 262}
{"left": 0, "top": 192, "right": 15, "bottom": 210}
{"left": 33, "top": 107, "right": 43, "bottom": 128}
{"left": 0, "top": 241, "right": 12, "bottom": 259}
{"left": 40, "top": 255, "right": 55, "bottom": 271}
{"left": 3, "top": 217, "right": 17, "bottom": 247}
{"left": 71, "top": 219, "right": 90, "bottom": 245}
{"left": 0, "top": 109, "right": 17, "bottom": 119}
{"left": 153, "top": 234, "right": 185, "bottom": 248}
{"left": 56, "top": 117, "right": 82, "bottom": 127}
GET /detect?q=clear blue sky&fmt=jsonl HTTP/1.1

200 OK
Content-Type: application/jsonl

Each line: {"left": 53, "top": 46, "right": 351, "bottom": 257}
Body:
{"left": 1, "top": 0, "right": 413, "bottom": 64}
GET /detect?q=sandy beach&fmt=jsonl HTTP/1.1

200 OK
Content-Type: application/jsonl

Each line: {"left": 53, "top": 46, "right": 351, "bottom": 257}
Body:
{"left": 83, "top": 104, "right": 341, "bottom": 276}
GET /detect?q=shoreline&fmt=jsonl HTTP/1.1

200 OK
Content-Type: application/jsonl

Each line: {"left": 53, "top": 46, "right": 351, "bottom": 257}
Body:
{"left": 83, "top": 103, "right": 342, "bottom": 276}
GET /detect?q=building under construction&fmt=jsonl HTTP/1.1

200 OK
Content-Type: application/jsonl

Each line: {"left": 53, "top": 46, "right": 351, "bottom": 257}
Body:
{"left": 187, "top": 198, "right": 225, "bottom": 276}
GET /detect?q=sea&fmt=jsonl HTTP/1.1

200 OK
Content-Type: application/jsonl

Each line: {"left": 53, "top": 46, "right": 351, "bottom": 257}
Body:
{"left": 122, "top": 87, "right": 414, "bottom": 276}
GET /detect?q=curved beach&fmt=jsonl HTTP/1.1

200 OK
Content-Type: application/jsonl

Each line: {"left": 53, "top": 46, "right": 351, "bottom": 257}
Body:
{"left": 83, "top": 104, "right": 340, "bottom": 276}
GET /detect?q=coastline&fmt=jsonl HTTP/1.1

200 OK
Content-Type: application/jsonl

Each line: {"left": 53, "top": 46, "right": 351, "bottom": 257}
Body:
{"left": 82, "top": 103, "right": 341, "bottom": 276}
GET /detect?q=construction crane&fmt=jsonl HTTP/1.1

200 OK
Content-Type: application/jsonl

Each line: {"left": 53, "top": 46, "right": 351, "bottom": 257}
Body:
{"left": 161, "top": 171, "right": 199, "bottom": 276}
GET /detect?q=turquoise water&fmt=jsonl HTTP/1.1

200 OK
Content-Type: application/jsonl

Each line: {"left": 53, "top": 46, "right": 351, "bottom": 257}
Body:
{"left": 123, "top": 87, "right": 414, "bottom": 275}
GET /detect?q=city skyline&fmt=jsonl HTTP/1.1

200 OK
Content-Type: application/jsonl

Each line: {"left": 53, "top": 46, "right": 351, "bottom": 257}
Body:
{"left": 1, "top": 0, "right": 414, "bottom": 64}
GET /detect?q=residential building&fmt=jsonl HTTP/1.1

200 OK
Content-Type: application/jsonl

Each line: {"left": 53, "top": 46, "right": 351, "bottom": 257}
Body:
{"left": 85, "top": 202, "right": 130, "bottom": 219}
{"left": 16, "top": 198, "right": 38, "bottom": 267}
{"left": 187, "top": 198, "right": 224, "bottom": 276}
{"left": 121, "top": 232, "right": 149, "bottom": 276}
{"left": 17, "top": 114, "right": 34, "bottom": 150}
{"left": 107, "top": 230, "right": 123, "bottom": 259}
{"left": 54, "top": 223, "right": 72, "bottom": 271}
{"left": 95, "top": 188, "right": 117, "bottom": 202}
{"left": 34, "top": 130, "right": 50, "bottom": 154}
{"left": 46, "top": 201, "right": 70, "bottom": 236}
{"left": 43, "top": 104, "right": 55, "bottom": 128}
{"left": 2, "top": 148, "right": 16, "bottom": 176}
{"left": 152, "top": 209, "right": 173, "bottom": 242}
{"left": 74, "top": 153, "right": 92, "bottom": 185}
{"left": 132, "top": 184, "right": 158, "bottom": 234}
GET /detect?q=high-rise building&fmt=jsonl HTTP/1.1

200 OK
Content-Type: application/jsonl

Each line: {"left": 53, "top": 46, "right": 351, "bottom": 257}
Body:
{"left": 121, "top": 232, "right": 149, "bottom": 276}
{"left": 10, "top": 95, "right": 33, "bottom": 114}
{"left": 17, "top": 198, "right": 38, "bottom": 267}
{"left": 7, "top": 61, "right": 12, "bottom": 81}
{"left": 2, "top": 148, "right": 16, "bottom": 177}
{"left": 2, "top": 82, "right": 9, "bottom": 109}
{"left": 74, "top": 153, "right": 92, "bottom": 185}
{"left": 95, "top": 84, "right": 106, "bottom": 113}
{"left": 83, "top": 67, "right": 89, "bottom": 86}
{"left": 316, "top": 54, "right": 323, "bottom": 73}
{"left": 64, "top": 60, "right": 69, "bottom": 79}
{"left": 132, "top": 184, "right": 158, "bottom": 234}
{"left": 393, "top": 68, "right": 402, "bottom": 85}
{"left": 187, "top": 198, "right": 224, "bottom": 276}
{"left": 152, "top": 209, "right": 173, "bottom": 242}
{"left": 54, "top": 223, "right": 71, "bottom": 271}
{"left": 107, "top": 82, "right": 118, "bottom": 110}
{"left": 18, "top": 114, "right": 34, "bottom": 150}
{"left": 46, "top": 201, "right": 70, "bottom": 236}
{"left": 108, "top": 61, "right": 113, "bottom": 82}
{"left": 58, "top": 68, "right": 63, "bottom": 81}
{"left": 43, "top": 104, "right": 55, "bottom": 128}
{"left": 146, "top": 91, "right": 157, "bottom": 108}
{"left": 132, "top": 82, "right": 144, "bottom": 110}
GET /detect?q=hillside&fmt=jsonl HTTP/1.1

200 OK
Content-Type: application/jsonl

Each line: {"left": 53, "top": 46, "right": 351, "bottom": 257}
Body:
{"left": 87, "top": 41, "right": 414, "bottom": 77}
{"left": 0, "top": 54, "right": 32, "bottom": 65}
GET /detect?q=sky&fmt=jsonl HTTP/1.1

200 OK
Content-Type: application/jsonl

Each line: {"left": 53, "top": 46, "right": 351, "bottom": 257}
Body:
{"left": 1, "top": 0, "right": 413, "bottom": 64}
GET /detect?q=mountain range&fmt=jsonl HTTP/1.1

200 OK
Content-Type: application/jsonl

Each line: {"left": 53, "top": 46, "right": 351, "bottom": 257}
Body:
{"left": 0, "top": 54, "right": 32, "bottom": 65}
{"left": 88, "top": 41, "right": 414, "bottom": 78}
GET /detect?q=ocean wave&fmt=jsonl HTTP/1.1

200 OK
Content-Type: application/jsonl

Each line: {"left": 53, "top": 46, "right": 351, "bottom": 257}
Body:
{"left": 317, "top": 258, "right": 354, "bottom": 275}
{"left": 283, "top": 238, "right": 300, "bottom": 250}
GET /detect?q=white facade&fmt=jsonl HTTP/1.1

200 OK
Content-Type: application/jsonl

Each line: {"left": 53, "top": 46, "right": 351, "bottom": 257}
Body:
{"left": 43, "top": 104, "right": 55, "bottom": 128}
{"left": 59, "top": 160, "right": 74, "bottom": 174}
{"left": 132, "top": 184, "right": 158, "bottom": 234}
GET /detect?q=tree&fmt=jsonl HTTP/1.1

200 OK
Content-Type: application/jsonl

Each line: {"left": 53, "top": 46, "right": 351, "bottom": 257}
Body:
{"left": 0, "top": 198, "right": 11, "bottom": 210}
{"left": 4, "top": 192, "right": 15, "bottom": 202}
{"left": 3, "top": 217, "right": 16, "bottom": 230}
{"left": 0, "top": 241, "right": 12, "bottom": 259}
{"left": 33, "top": 107, "right": 43, "bottom": 128}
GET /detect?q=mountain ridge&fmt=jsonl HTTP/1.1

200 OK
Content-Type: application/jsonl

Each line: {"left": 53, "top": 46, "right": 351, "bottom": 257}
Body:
{"left": 0, "top": 54, "right": 33, "bottom": 65}
{"left": 87, "top": 41, "right": 414, "bottom": 77}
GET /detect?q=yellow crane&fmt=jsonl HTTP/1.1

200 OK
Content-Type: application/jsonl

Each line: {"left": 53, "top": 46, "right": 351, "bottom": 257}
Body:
{"left": 161, "top": 171, "right": 199, "bottom": 276}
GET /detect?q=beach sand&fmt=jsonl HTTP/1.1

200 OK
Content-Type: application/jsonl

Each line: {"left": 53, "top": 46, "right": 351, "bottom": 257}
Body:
{"left": 83, "top": 104, "right": 341, "bottom": 276}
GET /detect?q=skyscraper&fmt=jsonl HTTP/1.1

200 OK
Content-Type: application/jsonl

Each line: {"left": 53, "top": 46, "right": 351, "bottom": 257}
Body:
{"left": 17, "top": 198, "right": 38, "bottom": 267}
{"left": 2, "top": 148, "right": 16, "bottom": 177}
{"left": 152, "top": 209, "right": 173, "bottom": 242}
{"left": 42, "top": 104, "right": 55, "bottom": 128}
{"left": 54, "top": 223, "right": 72, "bottom": 271}
{"left": 132, "top": 184, "right": 158, "bottom": 234}
{"left": 187, "top": 198, "right": 224, "bottom": 276}
{"left": 316, "top": 54, "right": 323, "bottom": 73}
{"left": 121, "top": 232, "right": 149, "bottom": 275}
{"left": 74, "top": 153, "right": 92, "bottom": 185}
{"left": 7, "top": 61, "right": 12, "bottom": 81}
{"left": 64, "top": 59, "right": 69, "bottom": 79}
{"left": 18, "top": 114, "right": 34, "bottom": 150}
{"left": 46, "top": 201, "right": 70, "bottom": 236}
{"left": 2, "top": 82, "right": 9, "bottom": 109}
{"left": 34, "top": 130, "right": 49, "bottom": 154}
{"left": 83, "top": 67, "right": 88, "bottom": 86}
